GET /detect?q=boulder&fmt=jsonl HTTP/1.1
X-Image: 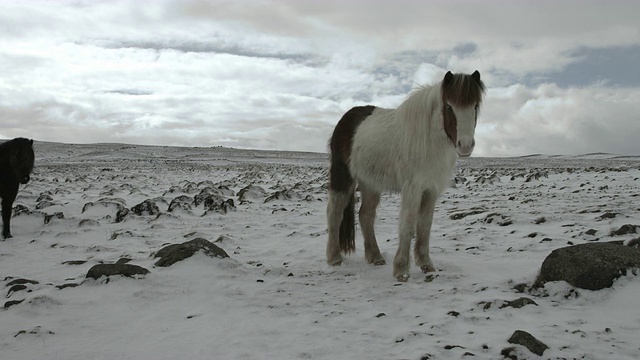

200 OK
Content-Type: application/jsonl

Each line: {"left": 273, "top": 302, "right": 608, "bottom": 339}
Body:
{"left": 535, "top": 242, "right": 640, "bottom": 290}
{"left": 86, "top": 264, "right": 150, "bottom": 280}
{"left": 154, "top": 238, "right": 229, "bottom": 267}
{"left": 507, "top": 330, "right": 548, "bottom": 356}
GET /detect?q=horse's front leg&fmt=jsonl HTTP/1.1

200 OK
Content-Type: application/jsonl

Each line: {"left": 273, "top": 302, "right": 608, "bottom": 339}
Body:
{"left": 415, "top": 191, "right": 438, "bottom": 273}
{"left": 1, "top": 194, "right": 16, "bottom": 239}
{"left": 393, "top": 192, "right": 420, "bottom": 282}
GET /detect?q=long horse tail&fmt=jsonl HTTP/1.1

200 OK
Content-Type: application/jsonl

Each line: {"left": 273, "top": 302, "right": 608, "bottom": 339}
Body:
{"left": 339, "top": 191, "right": 356, "bottom": 254}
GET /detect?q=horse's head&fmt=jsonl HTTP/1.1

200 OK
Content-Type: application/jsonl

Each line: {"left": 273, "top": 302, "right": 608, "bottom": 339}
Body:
{"left": 441, "top": 70, "right": 485, "bottom": 157}
{"left": 10, "top": 138, "right": 35, "bottom": 184}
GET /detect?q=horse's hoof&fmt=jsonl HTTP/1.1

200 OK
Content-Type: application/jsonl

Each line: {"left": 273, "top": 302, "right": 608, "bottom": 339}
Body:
{"left": 421, "top": 265, "right": 436, "bottom": 273}
{"left": 396, "top": 274, "right": 410, "bottom": 282}
{"left": 373, "top": 259, "right": 386, "bottom": 266}
{"left": 327, "top": 258, "right": 343, "bottom": 266}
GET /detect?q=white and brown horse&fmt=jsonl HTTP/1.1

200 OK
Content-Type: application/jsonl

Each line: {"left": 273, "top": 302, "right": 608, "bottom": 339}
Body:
{"left": 326, "top": 71, "right": 485, "bottom": 281}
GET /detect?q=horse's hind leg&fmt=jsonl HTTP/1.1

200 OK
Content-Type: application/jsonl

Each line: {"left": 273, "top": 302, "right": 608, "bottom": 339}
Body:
{"left": 326, "top": 187, "right": 354, "bottom": 266}
{"left": 415, "top": 191, "right": 438, "bottom": 273}
{"left": 359, "top": 185, "right": 385, "bottom": 265}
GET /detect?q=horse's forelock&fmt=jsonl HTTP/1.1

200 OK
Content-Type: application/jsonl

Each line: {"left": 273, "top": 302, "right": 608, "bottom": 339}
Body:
{"left": 441, "top": 73, "right": 485, "bottom": 107}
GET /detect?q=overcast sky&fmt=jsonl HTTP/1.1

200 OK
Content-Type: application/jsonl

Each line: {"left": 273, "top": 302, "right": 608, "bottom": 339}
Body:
{"left": 1, "top": 0, "right": 639, "bottom": 156}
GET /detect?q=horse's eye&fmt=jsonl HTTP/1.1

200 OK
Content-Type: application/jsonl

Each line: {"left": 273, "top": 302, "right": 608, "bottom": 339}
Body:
{"left": 445, "top": 104, "right": 453, "bottom": 111}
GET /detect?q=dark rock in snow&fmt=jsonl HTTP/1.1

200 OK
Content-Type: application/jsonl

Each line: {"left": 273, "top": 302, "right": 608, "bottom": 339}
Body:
{"left": 499, "top": 297, "right": 538, "bottom": 309}
{"left": 263, "top": 189, "right": 301, "bottom": 203}
{"left": 4, "top": 299, "right": 25, "bottom": 309}
{"left": 115, "top": 208, "right": 129, "bottom": 223}
{"left": 610, "top": 224, "right": 638, "bottom": 236}
{"left": 535, "top": 242, "right": 640, "bottom": 290}
{"left": 44, "top": 212, "right": 64, "bottom": 224}
{"left": 237, "top": 184, "right": 268, "bottom": 203}
{"left": 168, "top": 195, "right": 193, "bottom": 213}
{"left": 86, "top": 263, "right": 150, "bottom": 280}
{"left": 154, "top": 238, "right": 229, "bottom": 267}
{"left": 507, "top": 330, "right": 548, "bottom": 356}
{"left": 6, "top": 278, "right": 39, "bottom": 287}
{"left": 131, "top": 200, "right": 160, "bottom": 216}
{"left": 204, "top": 198, "right": 235, "bottom": 214}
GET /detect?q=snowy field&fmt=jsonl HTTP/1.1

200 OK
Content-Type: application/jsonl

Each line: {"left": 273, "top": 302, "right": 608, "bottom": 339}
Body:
{"left": 2, "top": 141, "right": 640, "bottom": 360}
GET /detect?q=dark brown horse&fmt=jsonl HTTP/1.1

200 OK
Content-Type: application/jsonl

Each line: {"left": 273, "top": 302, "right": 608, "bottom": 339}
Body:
{"left": 0, "top": 138, "right": 35, "bottom": 239}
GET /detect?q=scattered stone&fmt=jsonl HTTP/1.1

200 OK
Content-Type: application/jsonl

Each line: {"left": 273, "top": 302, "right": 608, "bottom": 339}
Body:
{"left": 86, "top": 264, "right": 150, "bottom": 280}
{"left": 450, "top": 207, "right": 486, "bottom": 220}
{"left": 203, "top": 198, "right": 235, "bottom": 214}
{"left": 535, "top": 242, "right": 640, "bottom": 290}
{"left": 447, "top": 311, "right": 460, "bottom": 317}
{"left": 4, "top": 299, "right": 24, "bottom": 309}
{"left": 115, "top": 208, "right": 130, "bottom": 223}
{"left": 116, "top": 258, "right": 132, "bottom": 264}
{"left": 79, "top": 219, "right": 100, "bottom": 227}
{"left": 375, "top": 313, "right": 386, "bottom": 318}
{"left": 507, "top": 330, "right": 548, "bottom": 356}
{"left": 62, "top": 260, "right": 87, "bottom": 265}
{"left": 263, "top": 189, "right": 301, "bottom": 203}
{"left": 154, "top": 238, "right": 230, "bottom": 267}
{"left": 131, "top": 200, "right": 160, "bottom": 216}
{"left": 56, "top": 283, "right": 80, "bottom": 290}
{"left": 237, "top": 184, "right": 268, "bottom": 203}
{"left": 598, "top": 212, "right": 618, "bottom": 220}
{"left": 168, "top": 196, "right": 193, "bottom": 213}
{"left": 499, "top": 297, "right": 538, "bottom": 309}
{"left": 44, "top": 212, "right": 64, "bottom": 224}
{"left": 585, "top": 229, "right": 597, "bottom": 236}
{"left": 534, "top": 217, "right": 546, "bottom": 224}
{"left": 512, "top": 283, "right": 528, "bottom": 293}
{"left": 7, "top": 284, "right": 28, "bottom": 297}
{"left": 610, "top": 224, "right": 638, "bottom": 236}
{"left": 6, "top": 278, "right": 39, "bottom": 287}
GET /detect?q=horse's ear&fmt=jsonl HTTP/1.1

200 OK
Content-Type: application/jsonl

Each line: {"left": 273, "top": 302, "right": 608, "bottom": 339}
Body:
{"left": 443, "top": 71, "right": 453, "bottom": 86}
{"left": 29, "top": 139, "right": 34, "bottom": 146}
{"left": 471, "top": 70, "right": 481, "bottom": 84}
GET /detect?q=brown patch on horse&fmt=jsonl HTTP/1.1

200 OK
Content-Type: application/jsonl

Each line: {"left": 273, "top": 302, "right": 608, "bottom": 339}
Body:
{"left": 441, "top": 70, "right": 485, "bottom": 144}
{"left": 328, "top": 105, "right": 376, "bottom": 193}
{"left": 442, "top": 104, "right": 458, "bottom": 145}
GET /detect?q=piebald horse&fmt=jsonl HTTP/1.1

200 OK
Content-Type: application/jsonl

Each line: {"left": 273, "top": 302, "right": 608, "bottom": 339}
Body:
{"left": 326, "top": 71, "right": 485, "bottom": 281}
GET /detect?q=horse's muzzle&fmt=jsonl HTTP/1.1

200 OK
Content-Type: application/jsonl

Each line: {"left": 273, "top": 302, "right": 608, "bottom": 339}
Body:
{"left": 456, "top": 139, "right": 475, "bottom": 157}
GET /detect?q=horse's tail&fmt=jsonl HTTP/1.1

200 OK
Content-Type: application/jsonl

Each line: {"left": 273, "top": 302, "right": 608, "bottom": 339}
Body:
{"left": 339, "top": 191, "right": 356, "bottom": 254}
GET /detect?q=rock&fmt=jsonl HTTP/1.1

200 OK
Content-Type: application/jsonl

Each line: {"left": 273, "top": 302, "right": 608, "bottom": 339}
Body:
{"left": 79, "top": 219, "right": 100, "bottom": 227}
{"left": 535, "top": 242, "right": 640, "bottom": 290}
{"left": 237, "top": 184, "right": 268, "bottom": 203}
{"left": 154, "top": 238, "right": 230, "bottom": 267}
{"left": 203, "top": 198, "right": 235, "bottom": 214}
{"left": 44, "top": 212, "right": 64, "bottom": 224}
{"left": 131, "top": 200, "right": 160, "bottom": 216}
{"left": 263, "top": 189, "right": 301, "bottom": 203}
{"left": 610, "top": 224, "right": 638, "bottom": 236}
{"left": 6, "top": 278, "right": 39, "bottom": 286}
{"left": 86, "top": 264, "right": 150, "bottom": 280}
{"left": 4, "top": 299, "right": 25, "bottom": 309}
{"left": 499, "top": 297, "right": 538, "bottom": 309}
{"left": 115, "top": 208, "right": 130, "bottom": 223}
{"left": 168, "top": 195, "right": 193, "bottom": 213}
{"left": 507, "top": 330, "right": 548, "bottom": 356}
{"left": 194, "top": 188, "right": 224, "bottom": 207}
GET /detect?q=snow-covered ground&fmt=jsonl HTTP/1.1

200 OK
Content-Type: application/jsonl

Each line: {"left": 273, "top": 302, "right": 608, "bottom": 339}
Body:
{"left": 2, "top": 141, "right": 640, "bottom": 360}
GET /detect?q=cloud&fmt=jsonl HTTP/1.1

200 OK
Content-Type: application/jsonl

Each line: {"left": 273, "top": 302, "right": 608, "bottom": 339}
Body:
{"left": 0, "top": 0, "right": 639, "bottom": 156}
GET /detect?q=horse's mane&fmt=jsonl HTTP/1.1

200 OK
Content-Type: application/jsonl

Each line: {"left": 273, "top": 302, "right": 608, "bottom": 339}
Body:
{"left": 442, "top": 73, "right": 485, "bottom": 106}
